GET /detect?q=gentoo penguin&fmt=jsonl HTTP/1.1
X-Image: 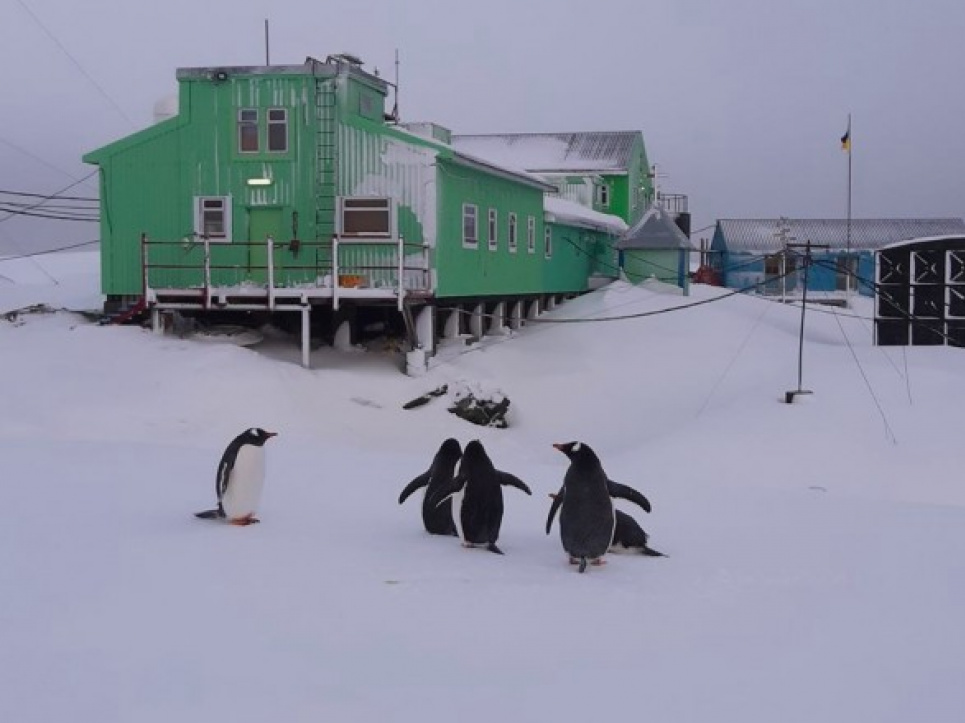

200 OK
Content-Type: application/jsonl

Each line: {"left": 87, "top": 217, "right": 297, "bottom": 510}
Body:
{"left": 610, "top": 509, "right": 665, "bottom": 557}
{"left": 195, "top": 428, "right": 277, "bottom": 525}
{"left": 547, "top": 494, "right": 664, "bottom": 557}
{"left": 547, "top": 441, "right": 616, "bottom": 572}
{"left": 430, "top": 439, "right": 532, "bottom": 554}
{"left": 398, "top": 438, "right": 462, "bottom": 536}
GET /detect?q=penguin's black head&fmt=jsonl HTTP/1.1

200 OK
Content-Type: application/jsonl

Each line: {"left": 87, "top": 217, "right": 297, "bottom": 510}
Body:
{"left": 440, "top": 437, "right": 462, "bottom": 457}
{"left": 242, "top": 427, "right": 278, "bottom": 446}
{"left": 462, "top": 439, "right": 490, "bottom": 464}
{"left": 552, "top": 441, "right": 598, "bottom": 465}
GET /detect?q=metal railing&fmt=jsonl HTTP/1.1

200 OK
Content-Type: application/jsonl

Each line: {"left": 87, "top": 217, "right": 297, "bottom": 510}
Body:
{"left": 140, "top": 233, "right": 431, "bottom": 311}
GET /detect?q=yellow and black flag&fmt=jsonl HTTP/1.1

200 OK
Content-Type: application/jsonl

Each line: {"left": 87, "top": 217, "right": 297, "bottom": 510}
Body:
{"left": 840, "top": 120, "right": 851, "bottom": 152}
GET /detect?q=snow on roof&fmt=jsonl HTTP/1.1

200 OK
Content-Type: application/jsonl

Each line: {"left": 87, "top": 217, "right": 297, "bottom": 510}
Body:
{"left": 544, "top": 196, "right": 628, "bottom": 235}
{"left": 716, "top": 218, "right": 965, "bottom": 253}
{"left": 615, "top": 205, "right": 693, "bottom": 251}
{"left": 451, "top": 131, "right": 639, "bottom": 174}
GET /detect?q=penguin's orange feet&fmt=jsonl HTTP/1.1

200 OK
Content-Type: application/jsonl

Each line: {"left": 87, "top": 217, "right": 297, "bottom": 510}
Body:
{"left": 229, "top": 514, "right": 259, "bottom": 526}
{"left": 590, "top": 558, "right": 607, "bottom": 566}
{"left": 569, "top": 557, "right": 580, "bottom": 565}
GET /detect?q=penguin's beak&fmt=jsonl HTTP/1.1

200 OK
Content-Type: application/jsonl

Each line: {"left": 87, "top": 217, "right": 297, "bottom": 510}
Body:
{"left": 265, "top": 431, "right": 278, "bottom": 439}
{"left": 552, "top": 443, "right": 565, "bottom": 453}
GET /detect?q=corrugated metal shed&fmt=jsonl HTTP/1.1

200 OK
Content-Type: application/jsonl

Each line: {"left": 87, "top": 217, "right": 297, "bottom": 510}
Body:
{"left": 450, "top": 131, "right": 639, "bottom": 174}
{"left": 615, "top": 205, "right": 692, "bottom": 250}
{"left": 717, "top": 218, "right": 965, "bottom": 253}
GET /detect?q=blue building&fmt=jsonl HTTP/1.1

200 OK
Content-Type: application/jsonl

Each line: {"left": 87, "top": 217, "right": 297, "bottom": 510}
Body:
{"left": 710, "top": 218, "right": 965, "bottom": 298}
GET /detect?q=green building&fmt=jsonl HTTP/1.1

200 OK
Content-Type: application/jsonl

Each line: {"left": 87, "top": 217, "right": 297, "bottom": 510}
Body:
{"left": 83, "top": 55, "right": 636, "bottom": 367}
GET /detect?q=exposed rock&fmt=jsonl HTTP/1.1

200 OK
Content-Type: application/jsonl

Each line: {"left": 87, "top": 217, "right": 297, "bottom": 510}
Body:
{"left": 447, "top": 390, "right": 510, "bottom": 428}
{"left": 402, "top": 384, "right": 448, "bottom": 410}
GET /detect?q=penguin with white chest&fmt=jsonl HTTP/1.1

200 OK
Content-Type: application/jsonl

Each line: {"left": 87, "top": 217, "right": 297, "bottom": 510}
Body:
{"left": 398, "top": 438, "right": 462, "bottom": 536}
{"left": 195, "top": 428, "right": 277, "bottom": 526}
{"left": 547, "top": 441, "right": 618, "bottom": 572}
{"left": 430, "top": 440, "right": 532, "bottom": 554}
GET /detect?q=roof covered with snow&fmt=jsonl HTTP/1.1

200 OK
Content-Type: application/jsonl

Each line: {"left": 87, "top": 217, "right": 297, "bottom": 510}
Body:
{"left": 615, "top": 205, "right": 693, "bottom": 251}
{"left": 715, "top": 218, "right": 965, "bottom": 253}
{"left": 543, "top": 196, "right": 628, "bottom": 235}
{"left": 451, "top": 131, "right": 640, "bottom": 174}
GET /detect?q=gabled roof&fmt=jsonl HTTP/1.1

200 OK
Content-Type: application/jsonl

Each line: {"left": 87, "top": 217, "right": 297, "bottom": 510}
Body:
{"left": 450, "top": 131, "right": 640, "bottom": 174}
{"left": 615, "top": 205, "right": 692, "bottom": 251}
{"left": 715, "top": 218, "right": 965, "bottom": 253}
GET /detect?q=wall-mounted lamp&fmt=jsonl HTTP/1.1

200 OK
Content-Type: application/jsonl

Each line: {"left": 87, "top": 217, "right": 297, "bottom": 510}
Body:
{"left": 247, "top": 178, "right": 272, "bottom": 186}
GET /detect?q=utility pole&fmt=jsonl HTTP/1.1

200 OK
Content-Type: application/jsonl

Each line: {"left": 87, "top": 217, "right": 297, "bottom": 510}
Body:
{"left": 784, "top": 239, "right": 830, "bottom": 403}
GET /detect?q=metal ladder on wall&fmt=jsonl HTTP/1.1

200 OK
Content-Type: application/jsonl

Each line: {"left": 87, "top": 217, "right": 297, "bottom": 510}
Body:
{"left": 314, "top": 78, "right": 337, "bottom": 247}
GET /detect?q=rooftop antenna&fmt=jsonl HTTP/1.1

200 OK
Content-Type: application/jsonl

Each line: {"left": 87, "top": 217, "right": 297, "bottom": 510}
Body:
{"left": 264, "top": 19, "right": 270, "bottom": 65}
{"left": 392, "top": 48, "right": 400, "bottom": 122}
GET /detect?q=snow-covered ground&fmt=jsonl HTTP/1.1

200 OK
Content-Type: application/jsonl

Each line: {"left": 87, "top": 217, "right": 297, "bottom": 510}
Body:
{"left": 2, "top": 251, "right": 963, "bottom": 722}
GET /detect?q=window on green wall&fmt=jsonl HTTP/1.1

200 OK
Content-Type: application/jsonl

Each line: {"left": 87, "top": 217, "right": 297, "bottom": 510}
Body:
{"left": 340, "top": 197, "right": 392, "bottom": 237}
{"left": 527, "top": 216, "right": 536, "bottom": 254}
{"left": 267, "top": 109, "right": 288, "bottom": 152}
{"left": 597, "top": 183, "right": 610, "bottom": 208}
{"left": 194, "top": 196, "right": 232, "bottom": 242}
{"left": 488, "top": 209, "right": 497, "bottom": 251}
{"left": 508, "top": 213, "right": 518, "bottom": 253}
{"left": 544, "top": 226, "right": 553, "bottom": 258}
{"left": 238, "top": 109, "right": 259, "bottom": 153}
{"left": 463, "top": 204, "right": 478, "bottom": 248}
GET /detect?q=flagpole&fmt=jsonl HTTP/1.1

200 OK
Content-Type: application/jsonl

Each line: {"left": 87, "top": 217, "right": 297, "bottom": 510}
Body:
{"left": 845, "top": 113, "right": 853, "bottom": 300}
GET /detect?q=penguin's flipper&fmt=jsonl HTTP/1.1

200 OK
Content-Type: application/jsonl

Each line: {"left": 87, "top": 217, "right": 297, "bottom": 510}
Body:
{"left": 194, "top": 508, "right": 226, "bottom": 520}
{"left": 428, "top": 475, "right": 466, "bottom": 509}
{"left": 498, "top": 472, "right": 532, "bottom": 495}
{"left": 486, "top": 542, "right": 505, "bottom": 555}
{"left": 545, "top": 489, "right": 564, "bottom": 534}
{"left": 607, "top": 479, "right": 651, "bottom": 513}
{"left": 398, "top": 471, "right": 431, "bottom": 505}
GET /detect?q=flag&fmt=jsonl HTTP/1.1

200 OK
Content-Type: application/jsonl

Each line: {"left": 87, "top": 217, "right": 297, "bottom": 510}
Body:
{"left": 840, "top": 121, "right": 851, "bottom": 152}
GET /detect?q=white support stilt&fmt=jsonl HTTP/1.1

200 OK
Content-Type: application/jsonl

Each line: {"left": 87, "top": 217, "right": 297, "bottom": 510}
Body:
{"left": 151, "top": 307, "right": 162, "bottom": 334}
{"left": 443, "top": 307, "right": 461, "bottom": 339}
{"left": 509, "top": 300, "right": 523, "bottom": 330}
{"left": 333, "top": 319, "right": 353, "bottom": 351}
{"left": 547, "top": 295, "right": 558, "bottom": 311}
{"left": 469, "top": 303, "right": 485, "bottom": 340}
{"left": 489, "top": 301, "right": 506, "bottom": 335}
{"left": 300, "top": 301, "right": 311, "bottom": 369}
{"left": 415, "top": 305, "right": 436, "bottom": 355}
{"left": 527, "top": 298, "right": 541, "bottom": 320}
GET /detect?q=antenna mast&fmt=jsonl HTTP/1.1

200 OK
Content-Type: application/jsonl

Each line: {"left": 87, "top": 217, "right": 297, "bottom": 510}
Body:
{"left": 392, "top": 48, "right": 400, "bottom": 121}
{"left": 264, "top": 19, "right": 270, "bottom": 65}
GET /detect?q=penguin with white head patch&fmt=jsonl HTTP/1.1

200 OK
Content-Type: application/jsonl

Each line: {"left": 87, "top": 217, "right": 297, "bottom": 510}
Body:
{"left": 195, "top": 427, "right": 277, "bottom": 526}
{"left": 547, "top": 495, "right": 664, "bottom": 557}
{"left": 430, "top": 440, "right": 532, "bottom": 554}
{"left": 547, "top": 441, "right": 615, "bottom": 572}
{"left": 398, "top": 438, "right": 461, "bottom": 536}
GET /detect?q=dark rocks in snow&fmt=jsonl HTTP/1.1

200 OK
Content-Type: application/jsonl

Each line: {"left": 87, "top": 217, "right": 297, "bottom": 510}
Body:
{"left": 448, "top": 391, "right": 510, "bottom": 428}
{"left": 402, "top": 384, "right": 449, "bottom": 410}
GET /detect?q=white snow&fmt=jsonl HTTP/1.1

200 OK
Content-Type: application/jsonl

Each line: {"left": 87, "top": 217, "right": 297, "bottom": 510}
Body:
{"left": 544, "top": 195, "right": 628, "bottom": 235}
{"left": 2, "top": 251, "right": 964, "bottom": 722}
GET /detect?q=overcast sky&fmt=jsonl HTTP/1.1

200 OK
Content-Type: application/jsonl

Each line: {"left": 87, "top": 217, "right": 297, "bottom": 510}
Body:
{"left": 2, "top": 0, "right": 963, "bottom": 253}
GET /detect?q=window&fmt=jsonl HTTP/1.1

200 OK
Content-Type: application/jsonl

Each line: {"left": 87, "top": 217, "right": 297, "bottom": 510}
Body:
{"left": 488, "top": 208, "right": 498, "bottom": 251}
{"left": 194, "top": 196, "right": 231, "bottom": 242}
{"left": 527, "top": 216, "right": 536, "bottom": 254}
{"left": 463, "top": 204, "right": 478, "bottom": 248}
{"left": 598, "top": 183, "right": 610, "bottom": 208}
{"left": 508, "top": 212, "right": 517, "bottom": 252}
{"left": 340, "top": 197, "right": 392, "bottom": 237}
{"left": 544, "top": 226, "right": 553, "bottom": 258}
{"left": 267, "top": 108, "right": 288, "bottom": 152}
{"left": 238, "top": 109, "right": 259, "bottom": 153}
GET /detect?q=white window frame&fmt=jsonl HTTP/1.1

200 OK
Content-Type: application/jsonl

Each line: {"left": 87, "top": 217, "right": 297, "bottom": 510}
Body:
{"left": 238, "top": 108, "right": 259, "bottom": 154}
{"left": 544, "top": 226, "right": 553, "bottom": 258}
{"left": 338, "top": 197, "right": 393, "bottom": 238}
{"left": 488, "top": 208, "right": 498, "bottom": 251}
{"left": 463, "top": 203, "right": 478, "bottom": 248}
{"left": 194, "top": 196, "right": 232, "bottom": 242}
{"left": 598, "top": 183, "right": 610, "bottom": 208}
{"left": 267, "top": 108, "right": 288, "bottom": 153}
{"left": 527, "top": 216, "right": 536, "bottom": 254}
{"left": 508, "top": 212, "right": 518, "bottom": 253}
